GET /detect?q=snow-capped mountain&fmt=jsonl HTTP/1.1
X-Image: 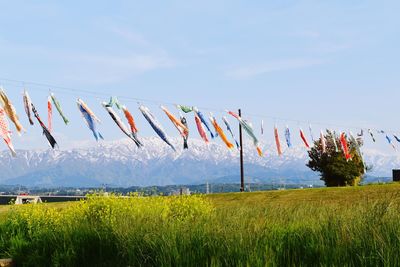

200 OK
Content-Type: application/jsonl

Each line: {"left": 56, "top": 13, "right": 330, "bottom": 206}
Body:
{"left": 0, "top": 137, "right": 395, "bottom": 187}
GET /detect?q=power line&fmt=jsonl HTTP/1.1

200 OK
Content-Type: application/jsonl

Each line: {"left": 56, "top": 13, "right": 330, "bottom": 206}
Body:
{"left": 0, "top": 77, "right": 219, "bottom": 111}
{"left": 0, "top": 77, "right": 398, "bottom": 133}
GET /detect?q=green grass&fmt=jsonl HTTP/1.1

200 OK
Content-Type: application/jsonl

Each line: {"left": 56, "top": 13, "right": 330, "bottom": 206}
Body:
{"left": 1, "top": 184, "right": 400, "bottom": 266}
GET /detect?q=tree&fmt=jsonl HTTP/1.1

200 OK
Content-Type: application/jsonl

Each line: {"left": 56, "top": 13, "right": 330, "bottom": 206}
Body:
{"left": 307, "top": 130, "right": 366, "bottom": 187}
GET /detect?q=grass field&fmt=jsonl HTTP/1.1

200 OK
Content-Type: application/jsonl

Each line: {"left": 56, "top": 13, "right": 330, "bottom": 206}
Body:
{"left": 1, "top": 184, "right": 400, "bottom": 266}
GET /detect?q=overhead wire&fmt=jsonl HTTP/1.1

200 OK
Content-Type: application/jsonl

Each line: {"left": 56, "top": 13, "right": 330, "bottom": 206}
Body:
{"left": 0, "top": 77, "right": 397, "bottom": 134}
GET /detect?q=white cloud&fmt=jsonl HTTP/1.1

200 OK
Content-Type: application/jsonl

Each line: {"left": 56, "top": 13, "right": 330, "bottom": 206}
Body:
{"left": 291, "top": 30, "right": 321, "bottom": 39}
{"left": 0, "top": 39, "right": 176, "bottom": 84}
{"left": 225, "top": 58, "right": 324, "bottom": 79}
{"left": 289, "top": 30, "right": 353, "bottom": 53}
{"left": 107, "top": 26, "right": 151, "bottom": 47}
{"left": 314, "top": 42, "right": 352, "bottom": 53}
{"left": 59, "top": 52, "right": 175, "bottom": 83}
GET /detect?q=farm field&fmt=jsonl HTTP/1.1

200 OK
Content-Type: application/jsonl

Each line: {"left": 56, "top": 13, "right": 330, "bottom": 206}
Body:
{"left": 1, "top": 184, "right": 400, "bottom": 266}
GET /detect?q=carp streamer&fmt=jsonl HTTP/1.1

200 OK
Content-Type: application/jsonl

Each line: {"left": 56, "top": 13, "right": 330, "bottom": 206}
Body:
{"left": 222, "top": 116, "right": 239, "bottom": 149}
{"left": 23, "top": 90, "right": 34, "bottom": 126}
{"left": 121, "top": 105, "right": 142, "bottom": 146}
{"left": 180, "top": 115, "right": 189, "bottom": 149}
{"left": 78, "top": 98, "right": 101, "bottom": 124}
{"left": 261, "top": 120, "right": 264, "bottom": 135}
{"left": 349, "top": 132, "right": 366, "bottom": 169}
{"left": 77, "top": 99, "right": 103, "bottom": 141}
{"left": 329, "top": 130, "right": 339, "bottom": 152}
{"left": 274, "top": 126, "right": 282, "bottom": 156}
{"left": 161, "top": 106, "right": 188, "bottom": 149}
{"left": 385, "top": 134, "right": 396, "bottom": 150}
{"left": 194, "top": 107, "right": 215, "bottom": 139}
{"left": 108, "top": 97, "right": 122, "bottom": 110}
{"left": 340, "top": 132, "right": 352, "bottom": 161}
{"left": 195, "top": 113, "right": 209, "bottom": 144}
{"left": 32, "top": 103, "right": 58, "bottom": 149}
{"left": 320, "top": 130, "right": 327, "bottom": 154}
{"left": 161, "top": 106, "right": 188, "bottom": 136}
{"left": 139, "top": 105, "right": 175, "bottom": 151}
{"left": 368, "top": 129, "right": 376, "bottom": 142}
{"left": 47, "top": 96, "right": 52, "bottom": 133}
{"left": 0, "top": 107, "right": 16, "bottom": 156}
{"left": 210, "top": 115, "right": 234, "bottom": 149}
{"left": 103, "top": 103, "right": 142, "bottom": 147}
{"left": 51, "top": 93, "right": 69, "bottom": 125}
{"left": 285, "top": 126, "right": 292, "bottom": 148}
{"left": 228, "top": 111, "right": 263, "bottom": 156}
{"left": 0, "top": 89, "right": 25, "bottom": 134}
{"left": 300, "top": 128, "right": 310, "bottom": 149}
{"left": 176, "top": 104, "right": 193, "bottom": 113}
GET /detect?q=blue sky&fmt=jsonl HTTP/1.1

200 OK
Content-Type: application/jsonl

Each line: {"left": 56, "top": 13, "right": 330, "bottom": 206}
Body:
{"left": 0, "top": 1, "right": 399, "bottom": 152}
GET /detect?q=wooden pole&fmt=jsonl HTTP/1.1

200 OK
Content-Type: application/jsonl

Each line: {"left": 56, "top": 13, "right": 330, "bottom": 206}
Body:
{"left": 239, "top": 109, "right": 245, "bottom": 192}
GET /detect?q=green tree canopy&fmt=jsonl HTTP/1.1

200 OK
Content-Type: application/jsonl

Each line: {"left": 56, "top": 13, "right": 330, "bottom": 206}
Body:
{"left": 307, "top": 130, "right": 366, "bottom": 187}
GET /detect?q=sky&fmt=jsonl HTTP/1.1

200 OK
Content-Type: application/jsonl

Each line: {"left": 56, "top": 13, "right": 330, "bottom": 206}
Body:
{"left": 0, "top": 1, "right": 399, "bottom": 153}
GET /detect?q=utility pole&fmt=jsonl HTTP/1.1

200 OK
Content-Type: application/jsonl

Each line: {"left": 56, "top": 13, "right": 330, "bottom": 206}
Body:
{"left": 239, "top": 109, "right": 245, "bottom": 192}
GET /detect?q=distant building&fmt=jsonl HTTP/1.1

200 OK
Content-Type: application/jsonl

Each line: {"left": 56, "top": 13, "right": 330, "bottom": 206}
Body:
{"left": 15, "top": 196, "right": 42, "bottom": 205}
{"left": 170, "top": 187, "right": 191, "bottom": 196}
{"left": 393, "top": 169, "right": 400, "bottom": 182}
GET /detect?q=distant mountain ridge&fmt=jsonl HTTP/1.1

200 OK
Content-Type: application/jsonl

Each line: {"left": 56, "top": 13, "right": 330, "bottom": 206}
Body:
{"left": 0, "top": 138, "right": 396, "bottom": 187}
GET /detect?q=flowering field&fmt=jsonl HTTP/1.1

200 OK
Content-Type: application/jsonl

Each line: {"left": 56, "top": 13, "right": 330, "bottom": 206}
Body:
{"left": 1, "top": 184, "right": 400, "bottom": 266}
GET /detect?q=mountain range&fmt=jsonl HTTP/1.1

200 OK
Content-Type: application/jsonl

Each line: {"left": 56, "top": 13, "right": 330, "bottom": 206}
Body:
{"left": 0, "top": 137, "right": 395, "bottom": 187}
